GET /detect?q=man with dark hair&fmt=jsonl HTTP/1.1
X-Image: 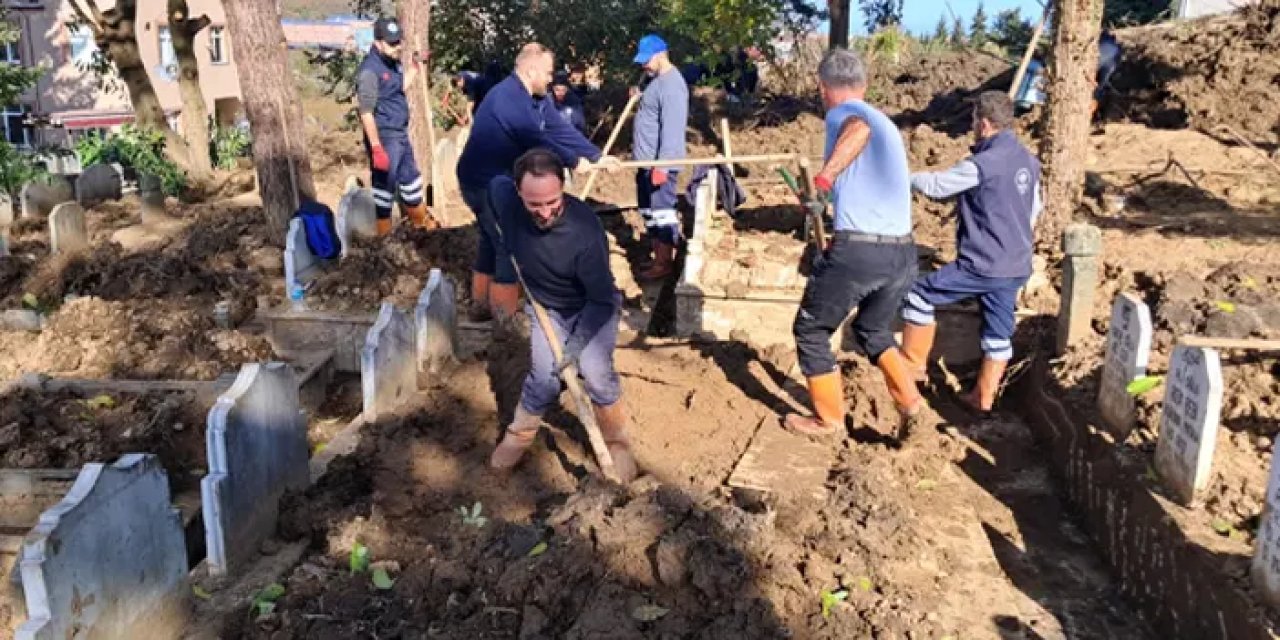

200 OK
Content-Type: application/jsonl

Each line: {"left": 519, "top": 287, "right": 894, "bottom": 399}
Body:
{"left": 901, "top": 90, "right": 1042, "bottom": 413}
{"left": 457, "top": 43, "right": 618, "bottom": 320}
{"left": 355, "top": 17, "right": 437, "bottom": 234}
{"left": 551, "top": 76, "right": 587, "bottom": 134}
{"left": 486, "top": 148, "right": 637, "bottom": 482}
{"left": 784, "top": 48, "right": 924, "bottom": 440}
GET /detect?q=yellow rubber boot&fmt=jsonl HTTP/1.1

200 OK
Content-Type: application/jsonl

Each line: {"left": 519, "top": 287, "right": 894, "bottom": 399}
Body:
{"left": 489, "top": 406, "right": 542, "bottom": 470}
{"left": 593, "top": 401, "right": 638, "bottom": 483}
{"left": 376, "top": 218, "right": 392, "bottom": 236}
{"left": 783, "top": 370, "right": 844, "bottom": 437}
{"left": 877, "top": 348, "right": 926, "bottom": 441}
{"left": 900, "top": 322, "right": 936, "bottom": 382}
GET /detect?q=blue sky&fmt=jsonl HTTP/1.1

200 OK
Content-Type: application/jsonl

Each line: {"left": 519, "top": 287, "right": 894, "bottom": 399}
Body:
{"left": 846, "top": 0, "right": 1048, "bottom": 36}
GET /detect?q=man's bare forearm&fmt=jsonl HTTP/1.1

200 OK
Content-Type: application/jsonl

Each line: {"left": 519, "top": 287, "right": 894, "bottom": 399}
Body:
{"left": 360, "top": 113, "right": 382, "bottom": 148}
{"left": 817, "top": 117, "right": 871, "bottom": 184}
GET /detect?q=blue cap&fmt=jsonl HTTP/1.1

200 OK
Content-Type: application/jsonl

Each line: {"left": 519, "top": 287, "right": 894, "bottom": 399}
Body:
{"left": 633, "top": 34, "right": 668, "bottom": 64}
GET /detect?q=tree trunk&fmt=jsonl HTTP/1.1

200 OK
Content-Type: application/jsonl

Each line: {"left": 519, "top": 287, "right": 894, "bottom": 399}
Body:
{"left": 399, "top": 0, "right": 436, "bottom": 212}
{"left": 168, "top": 0, "right": 213, "bottom": 181}
{"left": 222, "top": 0, "right": 317, "bottom": 244}
{"left": 829, "top": 0, "right": 851, "bottom": 49}
{"left": 1037, "top": 0, "right": 1103, "bottom": 251}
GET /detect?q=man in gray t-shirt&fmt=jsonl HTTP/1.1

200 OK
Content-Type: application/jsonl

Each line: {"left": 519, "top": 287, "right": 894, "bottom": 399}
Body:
{"left": 631, "top": 34, "right": 689, "bottom": 281}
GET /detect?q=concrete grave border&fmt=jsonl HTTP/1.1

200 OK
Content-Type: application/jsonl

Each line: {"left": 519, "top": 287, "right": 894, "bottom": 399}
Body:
{"left": 414, "top": 268, "right": 458, "bottom": 381}
{"left": 361, "top": 302, "right": 417, "bottom": 421}
{"left": 284, "top": 216, "right": 322, "bottom": 296}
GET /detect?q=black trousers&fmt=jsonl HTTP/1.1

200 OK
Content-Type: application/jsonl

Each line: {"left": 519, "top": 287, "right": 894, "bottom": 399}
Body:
{"left": 793, "top": 234, "right": 917, "bottom": 377}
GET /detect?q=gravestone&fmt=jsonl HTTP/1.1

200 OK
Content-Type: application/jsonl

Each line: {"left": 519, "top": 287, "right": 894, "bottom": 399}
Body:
{"left": 414, "top": 268, "right": 458, "bottom": 380}
{"left": 48, "top": 203, "right": 88, "bottom": 255}
{"left": 139, "top": 173, "right": 167, "bottom": 223}
{"left": 20, "top": 178, "right": 73, "bottom": 219}
{"left": 1254, "top": 437, "right": 1280, "bottom": 609}
{"left": 0, "top": 193, "right": 12, "bottom": 257}
{"left": 202, "top": 362, "right": 309, "bottom": 576}
{"left": 337, "top": 184, "right": 378, "bottom": 254}
{"left": 1097, "top": 292, "right": 1153, "bottom": 439}
{"left": 74, "top": 164, "right": 123, "bottom": 207}
{"left": 284, "top": 217, "right": 321, "bottom": 294}
{"left": 1153, "top": 346, "right": 1224, "bottom": 505}
{"left": 16, "top": 454, "right": 189, "bottom": 640}
{"left": 362, "top": 302, "right": 417, "bottom": 421}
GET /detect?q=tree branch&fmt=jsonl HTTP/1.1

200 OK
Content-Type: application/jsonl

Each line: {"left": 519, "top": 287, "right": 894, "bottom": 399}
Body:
{"left": 186, "top": 14, "right": 212, "bottom": 35}
{"left": 68, "top": 0, "right": 103, "bottom": 34}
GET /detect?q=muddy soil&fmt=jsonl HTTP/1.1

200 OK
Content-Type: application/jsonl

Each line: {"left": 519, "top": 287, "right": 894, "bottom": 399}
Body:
{"left": 307, "top": 225, "right": 478, "bottom": 312}
{"left": 0, "top": 387, "right": 206, "bottom": 493}
{"left": 209, "top": 330, "right": 1149, "bottom": 639}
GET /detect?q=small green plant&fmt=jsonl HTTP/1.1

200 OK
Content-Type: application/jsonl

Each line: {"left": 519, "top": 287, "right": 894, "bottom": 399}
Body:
{"left": 84, "top": 394, "right": 116, "bottom": 410}
{"left": 211, "top": 125, "right": 251, "bottom": 170}
{"left": 349, "top": 541, "right": 371, "bottom": 574}
{"left": 630, "top": 604, "right": 670, "bottom": 621}
{"left": 820, "top": 588, "right": 849, "bottom": 618}
{"left": 458, "top": 501, "right": 488, "bottom": 528}
{"left": 371, "top": 566, "right": 395, "bottom": 590}
{"left": 250, "top": 583, "right": 286, "bottom": 617}
{"left": 527, "top": 541, "right": 548, "bottom": 557}
{"left": 1126, "top": 376, "right": 1163, "bottom": 396}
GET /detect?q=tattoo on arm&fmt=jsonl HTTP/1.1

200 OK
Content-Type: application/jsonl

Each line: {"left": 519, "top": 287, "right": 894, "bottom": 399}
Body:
{"left": 817, "top": 117, "right": 871, "bottom": 183}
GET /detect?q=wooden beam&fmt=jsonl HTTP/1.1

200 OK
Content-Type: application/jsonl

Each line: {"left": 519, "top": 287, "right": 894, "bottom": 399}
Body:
{"left": 587, "top": 153, "right": 798, "bottom": 171}
{"left": 1177, "top": 336, "right": 1280, "bottom": 352}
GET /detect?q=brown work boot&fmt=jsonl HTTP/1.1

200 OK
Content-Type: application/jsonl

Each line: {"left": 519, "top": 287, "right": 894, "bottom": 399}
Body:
{"left": 638, "top": 241, "right": 675, "bottom": 281}
{"left": 376, "top": 218, "right": 392, "bottom": 237}
{"left": 489, "top": 283, "right": 521, "bottom": 319}
{"left": 489, "top": 406, "right": 542, "bottom": 470}
{"left": 783, "top": 370, "right": 844, "bottom": 437}
{"left": 593, "top": 401, "right": 638, "bottom": 483}
{"left": 403, "top": 202, "right": 440, "bottom": 230}
{"left": 963, "top": 357, "right": 1009, "bottom": 414}
{"left": 900, "top": 322, "right": 936, "bottom": 382}
{"left": 877, "top": 348, "right": 924, "bottom": 413}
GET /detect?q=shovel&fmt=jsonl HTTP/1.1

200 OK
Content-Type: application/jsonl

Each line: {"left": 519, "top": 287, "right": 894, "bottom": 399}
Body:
{"left": 777, "top": 165, "right": 828, "bottom": 275}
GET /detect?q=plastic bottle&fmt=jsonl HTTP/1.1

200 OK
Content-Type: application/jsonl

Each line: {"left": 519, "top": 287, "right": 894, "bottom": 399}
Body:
{"left": 289, "top": 281, "right": 307, "bottom": 312}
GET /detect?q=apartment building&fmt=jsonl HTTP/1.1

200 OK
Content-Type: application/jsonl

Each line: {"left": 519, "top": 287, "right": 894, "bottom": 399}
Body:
{"left": 3, "top": 0, "right": 243, "bottom": 149}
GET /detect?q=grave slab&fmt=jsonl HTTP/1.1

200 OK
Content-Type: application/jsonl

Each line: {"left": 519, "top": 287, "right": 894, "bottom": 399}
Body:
{"left": 17, "top": 454, "right": 188, "bottom": 640}
{"left": 1097, "top": 292, "right": 1153, "bottom": 440}
{"left": 0, "top": 193, "right": 12, "bottom": 257}
{"left": 1153, "top": 345, "right": 1223, "bottom": 505}
{"left": 284, "top": 217, "right": 321, "bottom": 295}
{"left": 415, "top": 268, "right": 458, "bottom": 380}
{"left": 1253, "top": 437, "right": 1280, "bottom": 610}
{"left": 19, "top": 179, "right": 72, "bottom": 219}
{"left": 337, "top": 184, "right": 378, "bottom": 254}
{"left": 47, "top": 203, "right": 88, "bottom": 255}
{"left": 728, "top": 418, "right": 832, "bottom": 503}
{"left": 74, "top": 164, "right": 123, "bottom": 207}
{"left": 202, "top": 362, "right": 309, "bottom": 576}
{"left": 362, "top": 303, "right": 417, "bottom": 421}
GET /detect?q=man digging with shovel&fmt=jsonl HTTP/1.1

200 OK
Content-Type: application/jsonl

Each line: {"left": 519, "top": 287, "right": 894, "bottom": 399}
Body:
{"left": 784, "top": 49, "right": 926, "bottom": 441}
{"left": 486, "top": 149, "right": 638, "bottom": 482}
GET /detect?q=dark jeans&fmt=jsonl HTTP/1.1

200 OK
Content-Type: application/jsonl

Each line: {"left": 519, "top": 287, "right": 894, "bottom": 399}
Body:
{"left": 462, "top": 183, "right": 518, "bottom": 284}
{"left": 903, "top": 262, "right": 1028, "bottom": 362}
{"left": 636, "top": 169, "right": 681, "bottom": 245}
{"left": 793, "top": 235, "right": 917, "bottom": 377}
{"left": 365, "top": 135, "right": 423, "bottom": 220}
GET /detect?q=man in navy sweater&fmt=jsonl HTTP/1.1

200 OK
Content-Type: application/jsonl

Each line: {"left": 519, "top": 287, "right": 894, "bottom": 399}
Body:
{"left": 901, "top": 91, "right": 1042, "bottom": 413}
{"left": 457, "top": 43, "right": 618, "bottom": 320}
{"left": 486, "top": 149, "right": 637, "bottom": 482}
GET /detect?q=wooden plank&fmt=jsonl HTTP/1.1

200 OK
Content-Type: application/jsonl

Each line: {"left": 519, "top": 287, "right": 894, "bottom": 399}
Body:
{"left": 588, "top": 153, "right": 799, "bottom": 171}
{"left": 1178, "top": 336, "right": 1280, "bottom": 351}
{"left": 727, "top": 417, "right": 833, "bottom": 503}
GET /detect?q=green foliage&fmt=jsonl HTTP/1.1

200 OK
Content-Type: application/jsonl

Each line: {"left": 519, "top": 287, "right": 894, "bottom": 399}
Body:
{"left": 819, "top": 588, "right": 849, "bottom": 618}
{"left": 950, "top": 16, "right": 966, "bottom": 47}
{"left": 992, "top": 8, "right": 1034, "bottom": 56}
{"left": 863, "top": 24, "right": 909, "bottom": 63}
{"left": 305, "top": 48, "right": 363, "bottom": 105}
{"left": 0, "top": 6, "right": 46, "bottom": 200}
{"left": 0, "top": 141, "right": 49, "bottom": 201}
{"left": 931, "top": 16, "right": 948, "bottom": 43}
{"left": 74, "top": 126, "right": 187, "bottom": 196}
{"left": 250, "top": 583, "right": 286, "bottom": 618}
{"left": 969, "top": 2, "right": 989, "bottom": 46}
{"left": 858, "top": 0, "right": 904, "bottom": 32}
{"left": 1104, "top": 0, "right": 1172, "bottom": 27}
{"left": 211, "top": 125, "right": 251, "bottom": 170}
{"left": 1126, "top": 375, "right": 1163, "bottom": 396}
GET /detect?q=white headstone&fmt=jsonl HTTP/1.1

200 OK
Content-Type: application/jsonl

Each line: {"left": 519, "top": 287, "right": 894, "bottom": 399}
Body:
{"left": 48, "top": 203, "right": 88, "bottom": 255}
{"left": 284, "top": 217, "right": 320, "bottom": 293}
{"left": 74, "top": 164, "right": 123, "bottom": 207}
{"left": 16, "top": 454, "right": 189, "bottom": 640}
{"left": 1097, "top": 292, "right": 1153, "bottom": 439}
{"left": 20, "top": 178, "right": 73, "bottom": 219}
{"left": 0, "top": 193, "right": 12, "bottom": 257}
{"left": 1153, "top": 346, "right": 1224, "bottom": 505}
{"left": 337, "top": 184, "right": 378, "bottom": 255}
{"left": 415, "top": 269, "right": 458, "bottom": 379}
{"left": 1255, "top": 437, "right": 1280, "bottom": 608}
{"left": 362, "top": 302, "right": 417, "bottom": 421}
{"left": 202, "top": 362, "right": 309, "bottom": 576}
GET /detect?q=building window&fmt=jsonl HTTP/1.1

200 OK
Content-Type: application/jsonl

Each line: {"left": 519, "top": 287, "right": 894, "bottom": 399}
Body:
{"left": 68, "top": 24, "right": 96, "bottom": 61}
{"left": 158, "top": 26, "right": 176, "bottom": 75}
{"left": 2, "top": 106, "right": 31, "bottom": 147}
{"left": 209, "top": 26, "right": 226, "bottom": 64}
{"left": 0, "top": 29, "right": 21, "bottom": 64}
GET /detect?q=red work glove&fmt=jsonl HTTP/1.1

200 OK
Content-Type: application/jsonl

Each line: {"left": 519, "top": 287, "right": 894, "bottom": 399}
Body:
{"left": 650, "top": 168, "right": 668, "bottom": 187}
{"left": 371, "top": 145, "right": 390, "bottom": 172}
{"left": 814, "top": 174, "right": 834, "bottom": 195}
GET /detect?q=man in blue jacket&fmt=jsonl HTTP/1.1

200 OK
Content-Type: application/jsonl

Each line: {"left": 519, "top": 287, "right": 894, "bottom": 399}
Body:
{"left": 355, "top": 17, "right": 436, "bottom": 235}
{"left": 487, "top": 149, "right": 637, "bottom": 482}
{"left": 901, "top": 91, "right": 1042, "bottom": 414}
{"left": 457, "top": 43, "right": 618, "bottom": 319}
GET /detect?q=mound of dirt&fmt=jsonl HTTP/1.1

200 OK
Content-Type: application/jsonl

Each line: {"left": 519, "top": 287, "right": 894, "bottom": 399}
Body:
{"left": 0, "top": 387, "right": 205, "bottom": 491}
{"left": 1114, "top": 5, "right": 1280, "bottom": 143}
{"left": 0, "top": 297, "right": 274, "bottom": 381}
{"left": 307, "top": 225, "right": 478, "bottom": 312}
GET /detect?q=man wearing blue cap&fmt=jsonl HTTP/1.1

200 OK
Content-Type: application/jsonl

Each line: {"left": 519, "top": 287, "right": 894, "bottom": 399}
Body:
{"left": 631, "top": 34, "right": 689, "bottom": 281}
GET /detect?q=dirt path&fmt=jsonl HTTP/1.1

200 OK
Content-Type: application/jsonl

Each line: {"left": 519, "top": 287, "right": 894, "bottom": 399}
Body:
{"left": 215, "top": 331, "right": 1150, "bottom": 639}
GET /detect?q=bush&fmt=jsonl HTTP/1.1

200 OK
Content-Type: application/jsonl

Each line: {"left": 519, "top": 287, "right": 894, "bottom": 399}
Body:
{"left": 0, "top": 141, "right": 48, "bottom": 201}
{"left": 75, "top": 125, "right": 187, "bottom": 196}
{"left": 211, "top": 125, "right": 251, "bottom": 170}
